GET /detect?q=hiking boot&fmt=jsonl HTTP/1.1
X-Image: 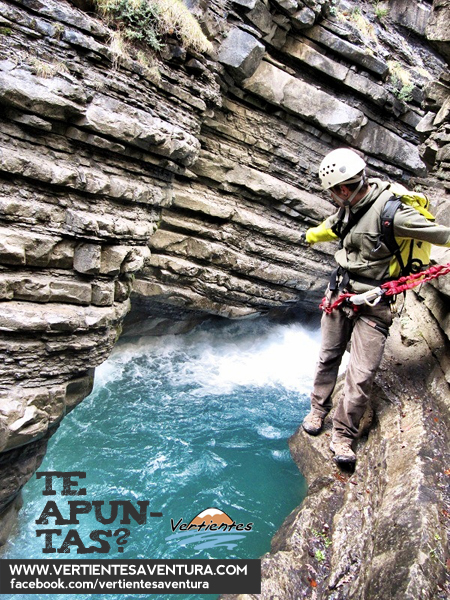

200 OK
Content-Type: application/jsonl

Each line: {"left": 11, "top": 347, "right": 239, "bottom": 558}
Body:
{"left": 330, "top": 440, "right": 356, "bottom": 465}
{"left": 302, "top": 411, "right": 325, "bottom": 436}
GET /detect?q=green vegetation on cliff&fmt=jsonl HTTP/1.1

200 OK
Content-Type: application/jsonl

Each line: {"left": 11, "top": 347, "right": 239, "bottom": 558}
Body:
{"left": 96, "top": 0, "right": 212, "bottom": 54}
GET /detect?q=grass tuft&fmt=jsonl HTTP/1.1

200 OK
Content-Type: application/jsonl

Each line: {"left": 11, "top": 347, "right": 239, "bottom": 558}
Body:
{"left": 30, "top": 58, "right": 69, "bottom": 78}
{"left": 95, "top": 0, "right": 212, "bottom": 54}
{"left": 373, "top": 1, "right": 389, "bottom": 19}
{"left": 388, "top": 60, "right": 415, "bottom": 102}
{"left": 108, "top": 29, "right": 131, "bottom": 68}
{"left": 349, "top": 7, "right": 378, "bottom": 43}
{"left": 315, "top": 549, "right": 325, "bottom": 563}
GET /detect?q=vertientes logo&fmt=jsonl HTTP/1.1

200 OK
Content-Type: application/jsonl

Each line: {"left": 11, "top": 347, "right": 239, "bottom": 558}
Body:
{"left": 171, "top": 508, "right": 253, "bottom": 533}
{"left": 166, "top": 508, "right": 253, "bottom": 551}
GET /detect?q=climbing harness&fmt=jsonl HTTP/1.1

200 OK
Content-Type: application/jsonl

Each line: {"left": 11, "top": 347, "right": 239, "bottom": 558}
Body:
{"left": 319, "top": 261, "right": 450, "bottom": 314}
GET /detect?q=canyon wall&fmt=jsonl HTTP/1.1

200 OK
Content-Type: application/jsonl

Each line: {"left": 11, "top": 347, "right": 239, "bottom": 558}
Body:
{"left": 221, "top": 286, "right": 450, "bottom": 599}
{"left": 0, "top": 0, "right": 449, "bottom": 596}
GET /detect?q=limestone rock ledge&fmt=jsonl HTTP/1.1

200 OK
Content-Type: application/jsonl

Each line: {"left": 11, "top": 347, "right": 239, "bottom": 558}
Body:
{"left": 0, "top": 0, "right": 187, "bottom": 523}
{"left": 221, "top": 291, "right": 450, "bottom": 600}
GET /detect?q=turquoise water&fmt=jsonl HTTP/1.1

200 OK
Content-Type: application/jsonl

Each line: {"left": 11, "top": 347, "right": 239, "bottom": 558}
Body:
{"left": 2, "top": 318, "right": 322, "bottom": 599}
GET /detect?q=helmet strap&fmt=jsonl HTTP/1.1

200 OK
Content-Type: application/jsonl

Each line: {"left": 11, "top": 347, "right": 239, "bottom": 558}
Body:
{"left": 331, "top": 177, "right": 366, "bottom": 207}
{"left": 342, "top": 206, "right": 350, "bottom": 225}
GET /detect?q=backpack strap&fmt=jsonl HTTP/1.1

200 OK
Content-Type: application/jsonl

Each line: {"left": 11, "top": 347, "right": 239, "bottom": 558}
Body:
{"left": 380, "top": 196, "right": 407, "bottom": 275}
{"left": 330, "top": 207, "right": 345, "bottom": 239}
{"left": 331, "top": 199, "right": 376, "bottom": 244}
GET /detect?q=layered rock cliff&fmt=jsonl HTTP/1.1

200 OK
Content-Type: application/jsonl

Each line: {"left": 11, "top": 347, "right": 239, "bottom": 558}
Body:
{"left": 0, "top": 0, "right": 449, "bottom": 596}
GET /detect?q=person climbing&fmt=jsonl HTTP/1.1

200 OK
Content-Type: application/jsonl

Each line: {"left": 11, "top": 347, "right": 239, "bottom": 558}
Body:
{"left": 301, "top": 148, "right": 450, "bottom": 466}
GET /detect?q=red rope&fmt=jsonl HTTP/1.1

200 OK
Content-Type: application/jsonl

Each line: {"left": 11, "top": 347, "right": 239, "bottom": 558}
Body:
{"left": 381, "top": 262, "right": 450, "bottom": 296}
{"left": 319, "top": 292, "right": 354, "bottom": 314}
{"left": 320, "top": 261, "right": 450, "bottom": 314}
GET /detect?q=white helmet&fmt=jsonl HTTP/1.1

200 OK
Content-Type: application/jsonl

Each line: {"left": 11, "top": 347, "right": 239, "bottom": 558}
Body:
{"left": 319, "top": 148, "right": 366, "bottom": 190}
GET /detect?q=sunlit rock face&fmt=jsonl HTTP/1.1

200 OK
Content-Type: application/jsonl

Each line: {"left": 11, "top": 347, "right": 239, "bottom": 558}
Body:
{"left": 0, "top": 1, "right": 449, "bottom": 591}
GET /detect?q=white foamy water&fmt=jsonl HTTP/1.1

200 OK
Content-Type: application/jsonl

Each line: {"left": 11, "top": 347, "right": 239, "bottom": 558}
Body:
{"left": 2, "top": 317, "right": 348, "bottom": 600}
{"left": 95, "top": 319, "right": 324, "bottom": 396}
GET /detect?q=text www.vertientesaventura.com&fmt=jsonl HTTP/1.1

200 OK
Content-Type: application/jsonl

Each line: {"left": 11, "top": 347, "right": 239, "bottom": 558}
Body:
{"left": 9, "top": 562, "right": 247, "bottom": 577}
{"left": 1, "top": 559, "right": 261, "bottom": 594}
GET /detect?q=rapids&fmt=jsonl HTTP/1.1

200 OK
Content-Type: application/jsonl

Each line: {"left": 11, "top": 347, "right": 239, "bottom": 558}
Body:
{"left": 2, "top": 317, "right": 333, "bottom": 600}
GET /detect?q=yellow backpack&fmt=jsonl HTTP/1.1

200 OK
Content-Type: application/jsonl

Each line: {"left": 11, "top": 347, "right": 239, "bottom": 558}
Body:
{"left": 381, "top": 186, "right": 434, "bottom": 277}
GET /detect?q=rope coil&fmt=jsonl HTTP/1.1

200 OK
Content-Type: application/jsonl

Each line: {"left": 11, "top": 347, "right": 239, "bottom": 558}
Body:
{"left": 320, "top": 261, "right": 450, "bottom": 314}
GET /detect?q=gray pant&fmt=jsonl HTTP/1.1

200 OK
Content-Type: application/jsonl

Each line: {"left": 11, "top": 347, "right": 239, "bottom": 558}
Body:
{"left": 310, "top": 290, "right": 393, "bottom": 442}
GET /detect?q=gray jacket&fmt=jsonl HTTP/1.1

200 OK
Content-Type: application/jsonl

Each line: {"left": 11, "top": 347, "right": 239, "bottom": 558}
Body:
{"left": 307, "top": 178, "right": 450, "bottom": 292}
